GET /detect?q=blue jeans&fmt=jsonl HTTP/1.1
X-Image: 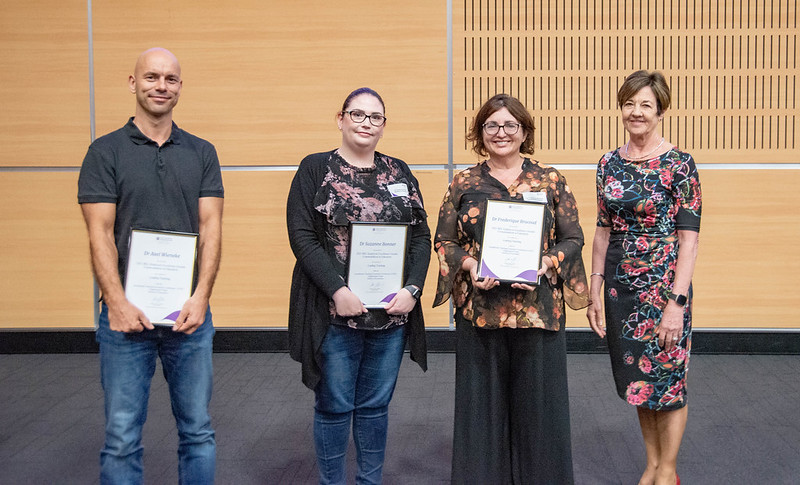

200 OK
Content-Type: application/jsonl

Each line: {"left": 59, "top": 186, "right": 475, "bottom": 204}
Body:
{"left": 96, "top": 304, "right": 216, "bottom": 485}
{"left": 314, "top": 324, "right": 406, "bottom": 485}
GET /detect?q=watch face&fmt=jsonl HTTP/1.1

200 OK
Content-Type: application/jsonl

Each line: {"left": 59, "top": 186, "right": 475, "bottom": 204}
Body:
{"left": 669, "top": 292, "right": 687, "bottom": 306}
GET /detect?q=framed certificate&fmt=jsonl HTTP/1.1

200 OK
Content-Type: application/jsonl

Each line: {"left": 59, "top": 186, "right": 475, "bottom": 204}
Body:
{"left": 346, "top": 222, "right": 409, "bottom": 309}
{"left": 478, "top": 200, "right": 546, "bottom": 285}
{"left": 124, "top": 228, "right": 198, "bottom": 325}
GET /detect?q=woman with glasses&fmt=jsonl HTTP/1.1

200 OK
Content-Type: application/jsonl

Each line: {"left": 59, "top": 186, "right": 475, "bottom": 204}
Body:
{"left": 287, "top": 87, "right": 430, "bottom": 484}
{"left": 433, "top": 94, "right": 589, "bottom": 484}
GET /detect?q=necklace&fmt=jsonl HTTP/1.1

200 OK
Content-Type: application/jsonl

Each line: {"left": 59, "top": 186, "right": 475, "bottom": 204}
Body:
{"left": 624, "top": 137, "right": 665, "bottom": 161}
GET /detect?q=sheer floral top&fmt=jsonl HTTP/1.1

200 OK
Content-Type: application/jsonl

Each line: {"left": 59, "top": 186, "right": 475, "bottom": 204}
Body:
{"left": 433, "top": 159, "right": 589, "bottom": 330}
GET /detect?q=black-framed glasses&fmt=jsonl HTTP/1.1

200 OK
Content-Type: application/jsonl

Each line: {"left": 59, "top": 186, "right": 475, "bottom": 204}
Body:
{"left": 482, "top": 121, "right": 521, "bottom": 135}
{"left": 342, "top": 109, "right": 387, "bottom": 127}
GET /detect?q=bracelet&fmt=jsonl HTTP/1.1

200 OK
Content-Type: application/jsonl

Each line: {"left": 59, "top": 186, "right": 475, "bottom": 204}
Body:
{"left": 590, "top": 272, "right": 605, "bottom": 278}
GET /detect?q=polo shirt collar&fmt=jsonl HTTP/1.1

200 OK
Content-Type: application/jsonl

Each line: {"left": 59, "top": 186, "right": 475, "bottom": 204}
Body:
{"left": 124, "top": 117, "right": 183, "bottom": 146}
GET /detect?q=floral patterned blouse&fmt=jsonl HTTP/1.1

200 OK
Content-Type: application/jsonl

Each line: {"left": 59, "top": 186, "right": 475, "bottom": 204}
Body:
{"left": 433, "top": 159, "right": 589, "bottom": 330}
{"left": 314, "top": 150, "right": 428, "bottom": 330}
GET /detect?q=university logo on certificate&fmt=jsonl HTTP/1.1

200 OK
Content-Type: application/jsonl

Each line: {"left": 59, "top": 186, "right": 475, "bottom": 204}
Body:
{"left": 478, "top": 200, "right": 546, "bottom": 285}
{"left": 346, "top": 222, "right": 409, "bottom": 309}
{"left": 124, "top": 229, "right": 198, "bottom": 325}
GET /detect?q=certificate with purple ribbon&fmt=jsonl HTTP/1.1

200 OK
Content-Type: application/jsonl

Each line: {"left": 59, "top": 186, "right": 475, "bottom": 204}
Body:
{"left": 347, "top": 222, "right": 409, "bottom": 309}
{"left": 125, "top": 229, "right": 198, "bottom": 325}
{"left": 478, "top": 200, "right": 546, "bottom": 285}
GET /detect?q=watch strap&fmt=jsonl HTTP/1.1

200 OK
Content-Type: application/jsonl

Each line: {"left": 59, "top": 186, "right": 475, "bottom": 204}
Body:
{"left": 667, "top": 291, "right": 687, "bottom": 306}
{"left": 404, "top": 285, "right": 421, "bottom": 299}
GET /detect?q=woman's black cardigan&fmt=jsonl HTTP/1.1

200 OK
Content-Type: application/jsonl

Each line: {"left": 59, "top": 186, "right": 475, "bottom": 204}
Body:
{"left": 286, "top": 150, "right": 429, "bottom": 390}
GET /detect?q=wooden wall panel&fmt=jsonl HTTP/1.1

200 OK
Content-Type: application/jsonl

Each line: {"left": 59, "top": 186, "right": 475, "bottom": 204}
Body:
{"left": 555, "top": 168, "right": 598, "bottom": 330}
{"left": 210, "top": 171, "right": 293, "bottom": 327}
{"left": 454, "top": 0, "right": 799, "bottom": 164}
{"left": 408, "top": 170, "right": 452, "bottom": 328}
{"left": 91, "top": 0, "right": 448, "bottom": 166}
{"left": 0, "top": 173, "right": 93, "bottom": 328}
{"left": 0, "top": 1, "right": 89, "bottom": 166}
{"left": 689, "top": 169, "right": 800, "bottom": 328}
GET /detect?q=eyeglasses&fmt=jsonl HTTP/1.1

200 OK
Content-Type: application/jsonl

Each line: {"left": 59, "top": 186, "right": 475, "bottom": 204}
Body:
{"left": 482, "top": 121, "right": 521, "bottom": 135}
{"left": 342, "top": 109, "right": 387, "bottom": 127}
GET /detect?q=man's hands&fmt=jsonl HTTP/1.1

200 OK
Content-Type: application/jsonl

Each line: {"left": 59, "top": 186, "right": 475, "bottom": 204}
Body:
{"left": 106, "top": 298, "right": 153, "bottom": 333}
{"left": 172, "top": 294, "right": 210, "bottom": 334}
{"left": 106, "top": 294, "right": 208, "bottom": 334}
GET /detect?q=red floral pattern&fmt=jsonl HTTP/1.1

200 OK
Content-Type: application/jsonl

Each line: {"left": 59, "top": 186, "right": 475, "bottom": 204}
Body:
{"left": 625, "top": 381, "right": 655, "bottom": 406}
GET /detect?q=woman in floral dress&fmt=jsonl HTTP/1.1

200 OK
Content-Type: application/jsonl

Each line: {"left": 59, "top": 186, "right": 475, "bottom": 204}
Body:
{"left": 434, "top": 94, "right": 589, "bottom": 484}
{"left": 586, "top": 71, "right": 702, "bottom": 485}
{"left": 286, "top": 87, "right": 430, "bottom": 484}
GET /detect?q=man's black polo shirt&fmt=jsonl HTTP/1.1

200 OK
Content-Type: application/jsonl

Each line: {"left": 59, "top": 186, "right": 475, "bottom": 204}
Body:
{"left": 78, "top": 117, "right": 224, "bottom": 286}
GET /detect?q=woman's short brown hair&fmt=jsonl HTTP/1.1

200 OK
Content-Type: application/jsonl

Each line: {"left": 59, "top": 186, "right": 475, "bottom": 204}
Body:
{"left": 617, "top": 70, "right": 671, "bottom": 115}
{"left": 467, "top": 94, "right": 536, "bottom": 157}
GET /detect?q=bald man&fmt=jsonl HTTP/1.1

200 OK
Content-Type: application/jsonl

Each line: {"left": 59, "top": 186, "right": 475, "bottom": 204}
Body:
{"left": 78, "top": 48, "right": 223, "bottom": 484}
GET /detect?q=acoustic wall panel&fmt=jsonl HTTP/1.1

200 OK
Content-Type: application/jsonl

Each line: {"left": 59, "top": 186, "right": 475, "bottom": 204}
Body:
{"left": 453, "top": 0, "right": 799, "bottom": 163}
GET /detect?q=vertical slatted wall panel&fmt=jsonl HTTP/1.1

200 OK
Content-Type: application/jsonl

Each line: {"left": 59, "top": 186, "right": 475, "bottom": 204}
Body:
{"left": 453, "top": 0, "right": 799, "bottom": 163}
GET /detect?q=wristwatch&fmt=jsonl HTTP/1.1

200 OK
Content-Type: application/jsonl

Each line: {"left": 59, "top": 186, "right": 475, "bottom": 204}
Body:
{"left": 666, "top": 291, "right": 687, "bottom": 307}
{"left": 404, "top": 285, "right": 421, "bottom": 300}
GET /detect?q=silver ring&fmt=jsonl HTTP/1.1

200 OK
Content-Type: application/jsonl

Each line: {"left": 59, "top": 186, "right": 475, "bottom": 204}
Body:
{"left": 672, "top": 337, "right": 678, "bottom": 341}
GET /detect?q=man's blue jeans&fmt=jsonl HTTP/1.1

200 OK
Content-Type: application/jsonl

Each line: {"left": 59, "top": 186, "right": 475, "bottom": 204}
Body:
{"left": 96, "top": 304, "right": 216, "bottom": 485}
{"left": 314, "top": 324, "right": 406, "bottom": 485}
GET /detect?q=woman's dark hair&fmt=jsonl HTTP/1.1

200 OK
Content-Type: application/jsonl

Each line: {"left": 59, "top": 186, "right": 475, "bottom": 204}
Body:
{"left": 466, "top": 94, "right": 535, "bottom": 157}
{"left": 617, "top": 70, "right": 671, "bottom": 115}
{"left": 341, "top": 87, "right": 385, "bottom": 112}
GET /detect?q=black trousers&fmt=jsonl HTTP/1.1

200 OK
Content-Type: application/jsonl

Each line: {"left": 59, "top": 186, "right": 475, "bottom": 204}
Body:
{"left": 451, "top": 314, "right": 574, "bottom": 485}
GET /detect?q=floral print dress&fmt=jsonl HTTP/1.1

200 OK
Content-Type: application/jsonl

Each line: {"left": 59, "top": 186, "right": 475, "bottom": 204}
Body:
{"left": 597, "top": 148, "right": 702, "bottom": 410}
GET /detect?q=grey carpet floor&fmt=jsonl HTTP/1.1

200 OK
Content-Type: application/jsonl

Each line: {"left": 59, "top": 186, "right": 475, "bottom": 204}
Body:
{"left": 1, "top": 353, "right": 798, "bottom": 484}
